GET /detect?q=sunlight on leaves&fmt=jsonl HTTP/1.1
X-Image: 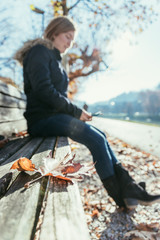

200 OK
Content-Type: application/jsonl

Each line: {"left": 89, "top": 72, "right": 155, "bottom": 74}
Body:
{"left": 11, "top": 157, "right": 36, "bottom": 171}
{"left": 10, "top": 151, "right": 95, "bottom": 188}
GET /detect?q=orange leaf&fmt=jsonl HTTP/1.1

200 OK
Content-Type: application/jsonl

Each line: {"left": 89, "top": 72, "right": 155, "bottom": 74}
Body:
{"left": 45, "top": 173, "right": 54, "bottom": 176}
{"left": 10, "top": 158, "right": 36, "bottom": 171}
{"left": 15, "top": 131, "right": 28, "bottom": 137}
{"left": 56, "top": 175, "right": 72, "bottom": 181}
{"left": 45, "top": 173, "right": 72, "bottom": 181}
{"left": 91, "top": 209, "right": 99, "bottom": 218}
{"left": 62, "top": 163, "right": 81, "bottom": 174}
{"left": 136, "top": 222, "right": 160, "bottom": 232}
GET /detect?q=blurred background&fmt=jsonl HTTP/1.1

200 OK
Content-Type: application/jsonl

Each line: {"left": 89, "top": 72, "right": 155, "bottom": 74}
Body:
{"left": 0, "top": 0, "right": 160, "bottom": 125}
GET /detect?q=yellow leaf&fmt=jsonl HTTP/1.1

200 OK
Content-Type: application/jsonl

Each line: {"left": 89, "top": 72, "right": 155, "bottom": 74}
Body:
{"left": 30, "top": 4, "right": 35, "bottom": 11}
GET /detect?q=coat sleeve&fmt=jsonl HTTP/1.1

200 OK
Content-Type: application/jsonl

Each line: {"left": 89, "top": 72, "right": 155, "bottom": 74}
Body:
{"left": 26, "top": 45, "right": 82, "bottom": 119}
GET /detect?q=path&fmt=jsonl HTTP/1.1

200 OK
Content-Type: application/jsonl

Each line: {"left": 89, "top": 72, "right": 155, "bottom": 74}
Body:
{"left": 91, "top": 117, "right": 160, "bottom": 157}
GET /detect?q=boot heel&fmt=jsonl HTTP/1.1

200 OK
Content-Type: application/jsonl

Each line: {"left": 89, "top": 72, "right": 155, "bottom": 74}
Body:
{"left": 124, "top": 198, "right": 138, "bottom": 209}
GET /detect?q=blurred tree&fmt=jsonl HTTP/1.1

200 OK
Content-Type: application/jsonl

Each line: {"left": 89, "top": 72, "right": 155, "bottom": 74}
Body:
{"left": 0, "top": 0, "right": 159, "bottom": 93}
{"left": 48, "top": 0, "right": 159, "bottom": 98}
{"left": 0, "top": 5, "right": 14, "bottom": 77}
{"left": 156, "top": 83, "right": 160, "bottom": 89}
{"left": 139, "top": 90, "right": 160, "bottom": 115}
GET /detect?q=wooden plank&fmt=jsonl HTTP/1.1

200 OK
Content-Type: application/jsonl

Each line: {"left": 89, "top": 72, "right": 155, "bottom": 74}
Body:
{"left": 0, "top": 119, "right": 27, "bottom": 137}
{"left": 0, "top": 107, "right": 25, "bottom": 122}
{"left": 0, "top": 93, "right": 26, "bottom": 108}
{"left": 39, "top": 137, "right": 90, "bottom": 240}
{"left": 0, "top": 80, "right": 26, "bottom": 100}
{"left": 0, "top": 137, "right": 56, "bottom": 240}
{"left": 0, "top": 137, "right": 44, "bottom": 198}
{"left": 0, "top": 136, "right": 31, "bottom": 165}
{"left": 0, "top": 137, "right": 44, "bottom": 179}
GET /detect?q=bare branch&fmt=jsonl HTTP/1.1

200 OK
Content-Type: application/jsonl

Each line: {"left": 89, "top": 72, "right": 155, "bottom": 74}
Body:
{"left": 68, "top": 0, "right": 82, "bottom": 12}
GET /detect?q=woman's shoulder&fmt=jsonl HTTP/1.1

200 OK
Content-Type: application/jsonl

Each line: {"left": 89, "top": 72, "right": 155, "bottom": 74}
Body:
{"left": 14, "top": 38, "right": 54, "bottom": 65}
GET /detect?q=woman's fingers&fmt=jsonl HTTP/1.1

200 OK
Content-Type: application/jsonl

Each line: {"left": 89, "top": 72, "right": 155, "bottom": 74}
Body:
{"left": 80, "top": 109, "right": 92, "bottom": 122}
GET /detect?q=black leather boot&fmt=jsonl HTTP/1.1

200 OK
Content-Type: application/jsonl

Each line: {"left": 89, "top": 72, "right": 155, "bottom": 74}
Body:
{"left": 114, "top": 163, "right": 160, "bottom": 209}
{"left": 102, "top": 175, "right": 126, "bottom": 208}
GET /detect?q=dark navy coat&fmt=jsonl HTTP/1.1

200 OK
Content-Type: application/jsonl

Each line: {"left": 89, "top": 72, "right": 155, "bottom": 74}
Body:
{"left": 22, "top": 43, "right": 82, "bottom": 127}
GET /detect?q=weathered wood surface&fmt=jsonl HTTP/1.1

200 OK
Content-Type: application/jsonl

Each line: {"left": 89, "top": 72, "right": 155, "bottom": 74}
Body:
{"left": 0, "top": 137, "right": 44, "bottom": 190}
{"left": 0, "top": 137, "right": 90, "bottom": 240}
{"left": 0, "top": 137, "right": 56, "bottom": 240}
{"left": 0, "top": 107, "right": 25, "bottom": 122}
{"left": 0, "top": 80, "right": 27, "bottom": 136}
{"left": 0, "top": 136, "right": 31, "bottom": 165}
{"left": 39, "top": 137, "right": 90, "bottom": 240}
{"left": 0, "top": 93, "right": 26, "bottom": 108}
{"left": 0, "top": 119, "right": 27, "bottom": 137}
{"left": 0, "top": 80, "right": 26, "bottom": 100}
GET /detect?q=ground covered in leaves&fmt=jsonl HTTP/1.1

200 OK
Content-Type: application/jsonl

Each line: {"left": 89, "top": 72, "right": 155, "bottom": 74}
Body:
{"left": 69, "top": 133, "right": 160, "bottom": 240}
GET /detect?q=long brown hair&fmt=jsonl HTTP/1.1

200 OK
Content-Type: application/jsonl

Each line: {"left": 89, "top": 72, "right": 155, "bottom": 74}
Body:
{"left": 44, "top": 16, "right": 76, "bottom": 41}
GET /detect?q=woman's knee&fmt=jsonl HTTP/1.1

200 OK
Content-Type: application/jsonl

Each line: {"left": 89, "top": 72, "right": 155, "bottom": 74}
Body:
{"left": 85, "top": 126, "right": 107, "bottom": 149}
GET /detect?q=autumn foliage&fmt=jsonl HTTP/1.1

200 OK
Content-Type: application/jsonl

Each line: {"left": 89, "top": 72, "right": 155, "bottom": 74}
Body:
{"left": 10, "top": 151, "right": 95, "bottom": 187}
{"left": 48, "top": 0, "right": 158, "bottom": 98}
{"left": 11, "top": 158, "right": 36, "bottom": 172}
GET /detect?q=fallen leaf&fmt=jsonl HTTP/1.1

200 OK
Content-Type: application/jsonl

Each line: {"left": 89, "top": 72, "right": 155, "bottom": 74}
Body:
{"left": 136, "top": 222, "right": 160, "bottom": 232}
{"left": 11, "top": 151, "right": 94, "bottom": 187}
{"left": 14, "top": 131, "right": 28, "bottom": 137}
{"left": 124, "top": 230, "right": 160, "bottom": 240}
{"left": 91, "top": 209, "right": 99, "bottom": 218}
{"left": 11, "top": 157, "right": 36, "bottom": 171}
{"left": 62, "top": 163, "right": 82, "bottom": 174}
{"left": 0, "top": 138, "right": 9, "bottom": 149}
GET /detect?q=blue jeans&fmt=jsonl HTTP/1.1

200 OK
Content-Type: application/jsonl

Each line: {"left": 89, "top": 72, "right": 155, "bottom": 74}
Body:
{"left": 29, "top": 114, "right": 119, "bottom": 180}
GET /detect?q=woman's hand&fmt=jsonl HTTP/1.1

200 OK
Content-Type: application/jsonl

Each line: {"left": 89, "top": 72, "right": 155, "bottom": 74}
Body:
{"left": 80, "top": 109, "right": 92, "bottom": 122}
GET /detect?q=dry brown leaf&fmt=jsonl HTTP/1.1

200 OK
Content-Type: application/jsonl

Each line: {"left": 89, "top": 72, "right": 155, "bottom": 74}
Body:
{"left": 11, "top": 157, "right": 36, "bottom": 171}
{"left": 62, "top": 163, "right": 82, "bottom": 175}
{"left": 91, "top": 209, "right": 100, "bottom": 218}
{"left": 136, "top": 222, "right": 160, "bottom": 232}
{"left": 125, "top": 230, "right": 160, "bottom": 240}
{"left": 14, "top": 131, "right": 28, "bottom": 137}
{"left": 11, "top": 151, "right": 94, "bottom": 187}
{"left": 0, "top": 139, "right": 9, "bottom": 149}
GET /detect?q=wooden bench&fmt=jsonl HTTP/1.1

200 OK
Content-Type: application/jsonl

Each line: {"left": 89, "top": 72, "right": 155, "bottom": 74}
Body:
{"left": 0, "top": 80, "right": 27, "bottom": 137}
{"left": 0, "top": 81, "right": 90, "bottom": 240}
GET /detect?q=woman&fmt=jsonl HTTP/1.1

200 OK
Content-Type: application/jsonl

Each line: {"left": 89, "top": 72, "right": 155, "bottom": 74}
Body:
{"left": 14, "top": 16, "right": 160, "bottom": 209}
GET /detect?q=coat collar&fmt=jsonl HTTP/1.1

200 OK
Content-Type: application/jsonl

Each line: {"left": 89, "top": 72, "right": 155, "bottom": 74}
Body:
{"left": 14, "top": 38, "right": 61, "bottom": 65}
{"left": 53, "top": 48, "right": 62, "bottom": 61}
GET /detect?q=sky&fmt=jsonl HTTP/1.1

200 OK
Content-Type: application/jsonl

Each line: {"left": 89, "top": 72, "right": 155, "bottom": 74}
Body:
{"left": 75, "top": 17, "right": 160, "bottom": 104}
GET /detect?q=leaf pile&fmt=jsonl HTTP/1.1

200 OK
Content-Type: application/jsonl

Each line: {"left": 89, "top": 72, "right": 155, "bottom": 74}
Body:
{"left": 10, "top": 151, "right": 95, "bottom": 188}
{"left": 69, "top": 135, "right": 160, "bottom": 240}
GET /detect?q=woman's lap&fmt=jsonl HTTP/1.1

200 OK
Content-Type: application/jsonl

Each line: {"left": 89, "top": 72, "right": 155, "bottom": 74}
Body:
{"left": 29, "top": 114, "right": 117, "bottom": 179}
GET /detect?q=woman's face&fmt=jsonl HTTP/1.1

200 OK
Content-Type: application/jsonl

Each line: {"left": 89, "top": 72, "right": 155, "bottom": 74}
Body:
{"left": 53, "top": 31, "right": 75, "bottom": 53}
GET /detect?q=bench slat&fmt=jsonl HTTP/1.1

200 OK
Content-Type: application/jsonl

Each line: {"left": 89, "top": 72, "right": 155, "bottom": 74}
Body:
{"left": 0, "top": 119, "right": 27, "bottom": 137}
{"left": 0, "top": 80, "right": 26, "bottom": 100}
{"left": 0, "top": 136, "right": 31, "bottom": 165}
{"left": 0, "top": 137, "right": 56, "bottom": 240}
{"left": 0, "top": 137, "right": 44, "bottom": 179}
{"left": 0, "top": 107, "right": 25, "bottom": 122}
{"left": 39, "top": 137, "right": 90, "bottom": 240}
{"left": 0, "top": 93, "right": 26, "bottom": 108}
